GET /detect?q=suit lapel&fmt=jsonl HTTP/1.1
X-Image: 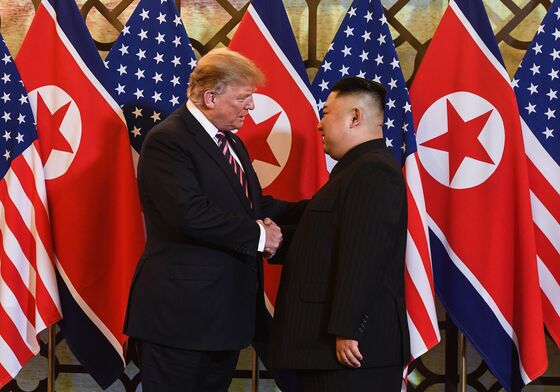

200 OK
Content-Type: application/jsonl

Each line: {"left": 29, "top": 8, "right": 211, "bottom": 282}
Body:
{"left": 180, "top": 108, "right": 253, "bottom": 214}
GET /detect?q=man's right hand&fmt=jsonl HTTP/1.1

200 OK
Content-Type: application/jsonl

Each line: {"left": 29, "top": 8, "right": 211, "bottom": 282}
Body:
{"left": 258, "top": 218, "right": 282, "bottom": 258}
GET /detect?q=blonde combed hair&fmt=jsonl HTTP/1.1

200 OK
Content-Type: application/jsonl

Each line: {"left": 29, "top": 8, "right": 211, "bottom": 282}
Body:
{"left": 187, "top": 48, "right": 266, "bottom": 104}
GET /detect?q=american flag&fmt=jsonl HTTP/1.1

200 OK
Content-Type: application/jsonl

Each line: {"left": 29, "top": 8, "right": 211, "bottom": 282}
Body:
{"left": 0, "top": 34, "right": 61, "bottom": 387}
{"left": 311, "top": 0, "right": 440, "bottom": 363}
{"left": 105, "top": 0, "right": 196, "bottom": 155}
{"left": 513, "top": 0, "right": 560, "bottom": 348}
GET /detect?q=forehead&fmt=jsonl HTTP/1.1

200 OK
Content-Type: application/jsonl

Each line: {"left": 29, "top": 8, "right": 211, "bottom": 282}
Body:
{"left": 223, "top": 82, "right": 257, "bottom": 96}
{"left": 324, "top": 91, "right": 340, "bottom": 108}
{"left": 325, "top": 91, "right": 353, "bottom": 109}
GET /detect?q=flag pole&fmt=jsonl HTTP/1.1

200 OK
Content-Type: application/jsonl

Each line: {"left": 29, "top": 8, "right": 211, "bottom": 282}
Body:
{"left": 251, "top": 347, "right": 259, "bottom": 392}
{"left": 458, "top": 332, "right": 467, "bottom": 392}
{"left": 48, "top": 325, "right": 56, "bottom": 392}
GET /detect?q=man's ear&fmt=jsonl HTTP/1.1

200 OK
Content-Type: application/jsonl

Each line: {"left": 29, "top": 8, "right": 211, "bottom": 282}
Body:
{"left": 350, "top": 107, "right": 362, "bottom": 128}
{"left": 203, "top": 91, "right": 215, "bottom": 108}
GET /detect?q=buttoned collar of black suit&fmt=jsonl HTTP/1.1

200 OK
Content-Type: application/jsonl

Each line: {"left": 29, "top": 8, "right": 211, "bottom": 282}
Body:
{"left": 329, "top": 138, "right": 388, "bottom": 179}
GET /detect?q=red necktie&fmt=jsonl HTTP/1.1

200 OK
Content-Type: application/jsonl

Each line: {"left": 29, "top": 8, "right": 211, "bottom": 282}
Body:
{"left": 216, "top": 131, "right": 252, "bottom": 206}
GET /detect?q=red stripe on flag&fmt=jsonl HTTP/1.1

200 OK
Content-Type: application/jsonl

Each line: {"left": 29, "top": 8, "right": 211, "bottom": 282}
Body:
{"left": 9, "top": 156, "right": 60, "bottom": 326}
{"left": 0, "top": 152, "right": 60, "bottom": 388}
{"left": 0, "top": 232, "right": 35, "bottom": 326}
{"left": 527, "top": 159, "right": 560, "bottom": 219}
{"left": 10, "top": 154, "right": 53, "bottom": 257}
{"left": 0, "top": 181, "right": 35, "bottom": 272}
{"left": 0, "top": 261, "right": 34, "bottom": 329}
{"left": 34, "top": 280, "right": 60, "bottom": 329}
{"left": 534, "top": 224, "right": 560, "bottom": 348}
{"left": 406, "top": 186, "right": 434, "bottom": 287}
{"left": 535, "top": 226, "right": 560, "bottom": 283}
{"left": 542, "top": 293, "right": 560, "bottom": 347}
{"left": 526, "top": 149, "right": 560, "bottom": 349}
{"left": 405, "top": 268, "right": 439, "bottom": 345}
{"left": 0, "top": 364, "right": 12, "bottom": 389}
{"left": 404, "top": 159, "right": 440, "bottom": 359}
{"left": 0, "top": 305, "right": 33, "bottom": 365}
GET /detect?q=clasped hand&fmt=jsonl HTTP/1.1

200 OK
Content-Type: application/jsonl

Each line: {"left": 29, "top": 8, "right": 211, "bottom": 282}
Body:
{"left": 257, "top": 217, "right": 282, "bottom": 258}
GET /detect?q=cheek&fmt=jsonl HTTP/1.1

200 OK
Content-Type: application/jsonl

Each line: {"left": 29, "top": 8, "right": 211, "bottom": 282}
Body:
{"left": 228, "top": 107, "right": 241, "bottom": 119}
{"left": 230, "top": 105, "right": 242, "bottom": 116}
{"left": 323, "top": 122, "right": 334, "bottom": 139}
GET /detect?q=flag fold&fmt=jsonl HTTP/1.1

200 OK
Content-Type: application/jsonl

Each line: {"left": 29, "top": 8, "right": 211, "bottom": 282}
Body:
{"left": 16, "top": 0, "right": 145, "bottom": 387}
{"left": 0, "top": 32, "right": 61, "bottom": 389}
{"left": 513, "top": 0, "right": 560, "bottom": 349}
{"left": 410, "top": 0, "right": 547, "bottom": 390}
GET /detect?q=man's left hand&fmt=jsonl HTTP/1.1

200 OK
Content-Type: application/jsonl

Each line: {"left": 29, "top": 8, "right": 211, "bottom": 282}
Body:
{"left": 336, "top": 337, "right": 362, "bottom": 368}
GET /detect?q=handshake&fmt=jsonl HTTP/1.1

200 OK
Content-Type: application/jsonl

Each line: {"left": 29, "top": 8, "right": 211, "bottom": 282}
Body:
{"left": 257, "top": 217, "right": 282, "bottom": 259}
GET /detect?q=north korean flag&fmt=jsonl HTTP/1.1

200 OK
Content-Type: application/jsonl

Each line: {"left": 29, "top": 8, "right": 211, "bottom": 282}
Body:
{"left": 228, "top": 1, "right": 327, "bottom": 389}
{"left": 229, "top": 0, "right": 328, "bottom": 311}
{"left": 409, "top": 0, "right": 547, "bottom": 390}
{"left": 16, "top": 0, "right": 145, "bottom": 387}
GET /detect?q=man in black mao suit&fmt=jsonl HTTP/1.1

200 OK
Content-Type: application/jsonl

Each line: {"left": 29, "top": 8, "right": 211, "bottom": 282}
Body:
{"left": 124, "top": 48, "right": 305, "bottom": 392}
{"left": 270, "top": 77, "right": 410, "bottom": 391}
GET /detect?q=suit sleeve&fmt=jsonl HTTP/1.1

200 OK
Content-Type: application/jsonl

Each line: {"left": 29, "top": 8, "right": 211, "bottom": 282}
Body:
{"left": 327, "top": 163, "right": 406, "bottom": 339}
{"left": 258, "top": 195, "right": 308, "bottom": 225}
{"left": 138, "top": 128, "right": 260, "bottom": 256}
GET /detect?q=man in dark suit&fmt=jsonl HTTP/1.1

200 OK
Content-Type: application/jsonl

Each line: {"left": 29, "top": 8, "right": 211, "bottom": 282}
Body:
{"left": 269, "top": 77, "right": 410, "bottom": 391}
{"left": 124, "top": 48, "right": 305, "bottom": 392}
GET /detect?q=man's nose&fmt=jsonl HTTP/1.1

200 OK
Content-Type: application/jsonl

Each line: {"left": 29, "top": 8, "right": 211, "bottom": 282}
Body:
{"left": 246, "top": 95, "right": 255, "bottom": 110}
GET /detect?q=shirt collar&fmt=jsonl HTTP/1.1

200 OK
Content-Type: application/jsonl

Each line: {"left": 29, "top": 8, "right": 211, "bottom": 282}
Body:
{"left": 186, "top": 100, "right": 220, "bottom": 144}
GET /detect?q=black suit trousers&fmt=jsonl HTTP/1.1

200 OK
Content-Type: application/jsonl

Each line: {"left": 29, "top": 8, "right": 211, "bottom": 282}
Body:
{"left": 139, "top": 340, "right": 240, "bottom": 392}
{"left": 297, "top": 366, "right": 403, "bottom": 392}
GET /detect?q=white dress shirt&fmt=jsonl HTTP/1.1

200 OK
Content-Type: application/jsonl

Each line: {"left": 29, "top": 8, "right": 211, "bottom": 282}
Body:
{"left": 186, "top": 100, "right": 266, "bottom": 252}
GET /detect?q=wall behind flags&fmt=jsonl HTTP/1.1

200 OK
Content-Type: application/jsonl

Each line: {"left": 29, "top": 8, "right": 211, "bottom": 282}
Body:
{"left": 0, "top": 0, "right": 551, "bottom": 82}
{"left": 0, "top": 1, "right": 558, "bottom": 391}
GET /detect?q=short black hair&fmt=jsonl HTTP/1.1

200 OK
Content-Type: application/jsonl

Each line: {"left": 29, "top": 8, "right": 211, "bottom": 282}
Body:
{"left": 331, "top": 77, "right": 386, "bottom": 111}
